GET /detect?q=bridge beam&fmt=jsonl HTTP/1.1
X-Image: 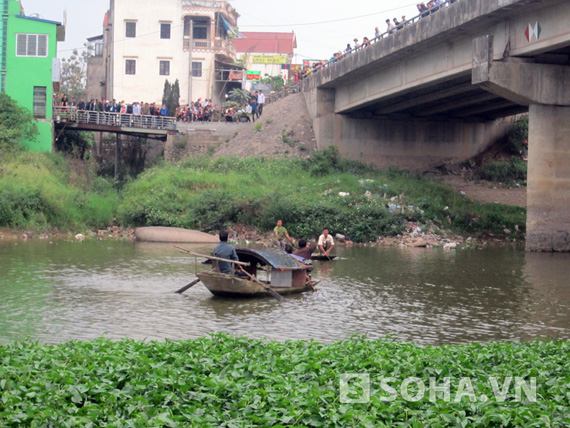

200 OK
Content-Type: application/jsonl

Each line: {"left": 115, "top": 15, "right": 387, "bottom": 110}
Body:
{"left": 474, "top": 35, "right": 570, "bottom": 251}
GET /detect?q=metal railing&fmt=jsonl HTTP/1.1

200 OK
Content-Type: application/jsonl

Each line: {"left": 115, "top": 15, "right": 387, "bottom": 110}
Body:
{"left": 183, "top": 37, "right": 236, "bottom": 56}
{"left": 301, "top": 0, "right": 462, "bottom": 77}
{"left": 53, "top": 107, "right": 177, "bottom": 130}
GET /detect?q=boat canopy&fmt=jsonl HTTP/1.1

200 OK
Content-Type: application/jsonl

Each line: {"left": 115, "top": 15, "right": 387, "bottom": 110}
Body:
{"left": 236, "top": 248, "right": 302, "bottom": 270}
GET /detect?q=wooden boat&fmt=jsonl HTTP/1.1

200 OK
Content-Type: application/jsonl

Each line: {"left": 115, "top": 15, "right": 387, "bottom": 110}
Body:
{"left": 311, "top": 254, "right": 337, "bottom": 261}
{"left": 196, "top": 248, "right": 318, "bottom": 299}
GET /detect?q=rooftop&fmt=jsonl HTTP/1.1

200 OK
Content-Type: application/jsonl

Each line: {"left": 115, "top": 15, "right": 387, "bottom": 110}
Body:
{"left": 233, "top": 32, "right": 296, "bottom": 55}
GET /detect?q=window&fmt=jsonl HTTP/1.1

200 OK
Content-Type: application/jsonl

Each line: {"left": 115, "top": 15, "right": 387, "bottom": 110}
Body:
{"left": 125, "top": 21, "right": 136, "bottom": 38}
{"left": 193, "top": 25, "right": 208, "bottom": 40}
{"left": 33, "top": 87, "right": 46, "bottom": 119}
{"left": 160, "top": 23, "right": 171, "bottom": 39}
{"left": 125, "top": 59, "right": 136, "bottom": 75}
{"left": 16, "top": 34, "right": 48, "bottom": 57}
{"left": 185, "top": 18, "right": 209, "bottom": 39}
{"left": 159, "top": 60, "right": 170, "bottom": 76}
{"left": 192, "top": 62, "right": 202, "bottom": 77}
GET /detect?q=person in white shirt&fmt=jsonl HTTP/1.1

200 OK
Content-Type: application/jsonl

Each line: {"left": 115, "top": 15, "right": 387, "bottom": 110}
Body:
{"left": 317, "top": 228, "right": 335, "bottom": 257}
{"left": 257, "top": 90, "right": 265, "bottom": 116}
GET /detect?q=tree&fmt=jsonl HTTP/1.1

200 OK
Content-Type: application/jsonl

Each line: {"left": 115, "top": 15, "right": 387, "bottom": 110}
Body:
{"left": 227, "top": 88, "right": 251, "bottom": 107}
{"left": 260, "top": 74, "right": 285, "bottom": 92}
{"left": 0, "top": 93, "right": 38, "bottom": 153}
{"left": 61, "top": 47, "right": 91, "bottom": 100}
{"left": 161, "top": 79, "right": 180, "bottom": 117}
{"left": 55, "top": 130, "right": 93, "bottom": 160}
{"left": 171, "top": 79, "right": 180, "bottom": 113}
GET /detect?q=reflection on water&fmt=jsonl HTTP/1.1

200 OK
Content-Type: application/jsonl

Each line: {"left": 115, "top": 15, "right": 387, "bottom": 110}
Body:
{"left": 0, "top": 240, "right": 569, "bottom": 345}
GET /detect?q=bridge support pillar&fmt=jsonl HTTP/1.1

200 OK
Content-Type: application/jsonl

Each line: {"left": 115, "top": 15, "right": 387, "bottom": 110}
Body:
{"left": 526, "top": 105, "right": 570, "bottom": 251}
{"left": 474, "top": 36, "right": 570, "bottom": 251}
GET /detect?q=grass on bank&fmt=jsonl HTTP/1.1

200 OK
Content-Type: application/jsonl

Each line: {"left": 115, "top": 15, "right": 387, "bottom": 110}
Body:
{"left": 0, "top": 336, "right": 567, "bottom": 427}
{"left": 118, "top": 148, "right": 526, "bottom": 241}
{"left": 0, "top": 152, "right": 118, "bottom": 232}
{"left": 0, "top": 148, "right": 526, "bottom": 241}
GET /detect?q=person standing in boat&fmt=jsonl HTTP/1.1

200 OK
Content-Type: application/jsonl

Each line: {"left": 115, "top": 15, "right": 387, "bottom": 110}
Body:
{"left": 274, "top": 219, "right": 292, "bottom": 249}
{"left": 214, "top": 230, "right": 239, "bottom": 275}
{"left": 318, "top": 228, "right": 335, "bottom": 257}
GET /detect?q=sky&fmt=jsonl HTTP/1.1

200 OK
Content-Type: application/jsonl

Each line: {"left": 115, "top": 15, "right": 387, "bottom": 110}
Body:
{"left": 20, "top": 0, "right": 421, "bottom": 62}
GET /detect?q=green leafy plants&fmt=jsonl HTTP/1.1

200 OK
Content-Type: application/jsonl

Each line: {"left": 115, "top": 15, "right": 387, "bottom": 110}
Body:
{"left": 0, "top": 336, "right": 567, "bottom": 427}
{"left": 0, "top": 152, "right": 118, "bottom": 231}
{"left": 506, "top": 116, "right": 528, "bottom": 155}
{"left": 281, "top": 129, "right": 298, "bottom": 147}
{"left": 253, "top": 122, "right": 262, "bottom": 132}
{"left": 475, "top": 158, "right": 527, "bottom": 185}
{"left": 0, "top": 93, "right": 38, "bottom": 154}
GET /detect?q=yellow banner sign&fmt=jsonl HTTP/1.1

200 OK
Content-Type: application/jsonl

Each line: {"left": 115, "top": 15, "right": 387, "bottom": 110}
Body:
{"left": 251, "top": 55, "right": 288, "bottom": 65}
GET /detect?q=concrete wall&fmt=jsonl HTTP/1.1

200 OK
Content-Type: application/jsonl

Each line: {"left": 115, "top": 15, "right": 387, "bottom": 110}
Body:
{"left": 303, "top": 86, "right": 509, "bottom": 171}
{"left": 86, "top": 55, "right": 106, "bottom": 101}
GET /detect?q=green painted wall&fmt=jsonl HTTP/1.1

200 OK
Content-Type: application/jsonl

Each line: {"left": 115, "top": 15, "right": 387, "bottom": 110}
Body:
{"left": 1, "top": 0, "right": 7, "bottom": 92}
{"left": 5, "top": 0, "right": 59, "bottom": 152}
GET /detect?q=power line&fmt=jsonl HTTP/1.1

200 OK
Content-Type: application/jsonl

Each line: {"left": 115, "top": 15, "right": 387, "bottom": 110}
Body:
{"left": 239, "top": 3, "right": 418, "bottom": 28}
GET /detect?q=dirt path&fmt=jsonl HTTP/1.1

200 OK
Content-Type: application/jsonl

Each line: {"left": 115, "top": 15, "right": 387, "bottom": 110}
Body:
{"left": 437, "top": 175, "right": 526, "bottom": 207}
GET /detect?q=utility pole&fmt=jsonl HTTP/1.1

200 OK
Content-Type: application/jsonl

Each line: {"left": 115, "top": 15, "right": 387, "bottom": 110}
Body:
{"left": 187, "top": 19, "right": 193, "bottom": 105}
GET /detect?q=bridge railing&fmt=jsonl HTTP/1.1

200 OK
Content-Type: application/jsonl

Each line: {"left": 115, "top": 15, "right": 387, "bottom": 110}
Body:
{"left": 302, "top": 0, "right": 461, "bottom": 77}
{"left": 54, "top": 107, "right": 177, "bottom": 130}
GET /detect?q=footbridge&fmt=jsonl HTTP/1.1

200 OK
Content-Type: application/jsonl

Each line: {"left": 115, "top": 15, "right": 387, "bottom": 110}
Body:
{"left": 302, "top": 0, "right": 570, "bottom": 251}
{"left": 53, "top": 108, "right": 177, "bottom": 142}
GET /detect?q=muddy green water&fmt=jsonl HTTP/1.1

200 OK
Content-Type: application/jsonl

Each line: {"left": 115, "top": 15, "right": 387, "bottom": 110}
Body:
{"left": 0, "top": 240, "right": 569, "bottom": 345}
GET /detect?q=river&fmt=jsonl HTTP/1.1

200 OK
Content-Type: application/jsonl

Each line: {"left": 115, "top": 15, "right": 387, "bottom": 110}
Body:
{"left": 0, "top": 239, "right": 569, "bottom": 345}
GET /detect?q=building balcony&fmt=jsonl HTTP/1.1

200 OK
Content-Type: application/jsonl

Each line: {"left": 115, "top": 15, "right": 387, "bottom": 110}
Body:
{"left": 183, "top": 37, "right": 236, "bottom": 61}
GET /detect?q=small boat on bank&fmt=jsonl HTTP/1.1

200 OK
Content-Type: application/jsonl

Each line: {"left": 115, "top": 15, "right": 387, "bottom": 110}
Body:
{"left": 311, "top": 254, "right": 337, "bottom": 261}
{"left": 195, "top": 248, "right": 318, "bottom": 299}
{"left": 135, "top": 226, "right": 219, "bottom": 243}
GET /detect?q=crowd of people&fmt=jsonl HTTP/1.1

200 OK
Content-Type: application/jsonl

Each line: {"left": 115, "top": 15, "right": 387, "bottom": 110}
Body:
{"left": 52, "top": 89, "right": 268, "bottom": 125}
{"left": 53, "top": 94, "right": 171, "bottom": 117}
{"left": 295, "top": 0, "right": 461, "bottom": 81}
{"left": 174, "top": 90, "right": 265, "bottom": 124}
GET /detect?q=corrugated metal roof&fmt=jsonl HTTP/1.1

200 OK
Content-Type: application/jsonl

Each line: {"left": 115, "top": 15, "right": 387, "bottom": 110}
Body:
{"left": 236, "top": 248, "right": 301, "bottom": 269}
{"left": 233, "top": 31, "right": 296, "bottom": 54}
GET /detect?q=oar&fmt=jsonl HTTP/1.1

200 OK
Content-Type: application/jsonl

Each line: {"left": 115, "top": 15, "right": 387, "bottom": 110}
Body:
{"left": 175, "top": 278, "right": 200, "bottom": 294}
{"left": 238, "top": 265, "right": 285, "bottom": 303}
{"left": 174, "top": 246, "right": 250, "bottom": 266}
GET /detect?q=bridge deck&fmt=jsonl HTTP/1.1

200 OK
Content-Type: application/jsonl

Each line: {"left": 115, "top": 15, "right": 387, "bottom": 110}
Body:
{"left": 53, "top": 108, "right": 177, "bottom": 141}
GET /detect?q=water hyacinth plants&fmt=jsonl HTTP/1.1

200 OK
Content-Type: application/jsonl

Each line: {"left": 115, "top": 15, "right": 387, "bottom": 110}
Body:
{"left": 0, "top": 336, "right": 568, "bottom": 427}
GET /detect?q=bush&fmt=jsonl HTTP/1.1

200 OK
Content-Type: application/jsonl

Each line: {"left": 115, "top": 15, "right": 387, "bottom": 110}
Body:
{"left": 0, "top": 93, "right": 38, "bottom": 153}
{"left": 0, "top": 152, "right": 118, "bottom": 231}
{"left": 506, "top": 116, "right": 528, "bottom": 155}
{"left": 476, "top": 159, "right": 527, "bottom": 184}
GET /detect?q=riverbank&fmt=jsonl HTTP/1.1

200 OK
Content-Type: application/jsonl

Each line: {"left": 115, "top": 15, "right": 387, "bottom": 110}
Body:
{"left": 0, "top": 149, "right": 526, "bottom": 247}
{"left": 0, "top": 336, "right": 567, "bottom": 427}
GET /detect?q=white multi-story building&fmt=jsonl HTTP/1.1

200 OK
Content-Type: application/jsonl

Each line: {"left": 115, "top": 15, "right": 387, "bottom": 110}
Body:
{"left": 90, "top": 0, "right": 240, "bottom": 106}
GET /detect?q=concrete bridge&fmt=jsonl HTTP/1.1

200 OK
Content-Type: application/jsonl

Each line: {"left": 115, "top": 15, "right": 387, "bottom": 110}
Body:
{"left": 301, "top": 0, "right": 570, "bottom": 251}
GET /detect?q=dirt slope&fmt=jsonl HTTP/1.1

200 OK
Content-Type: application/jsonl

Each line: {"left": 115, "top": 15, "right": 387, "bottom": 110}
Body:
{"left": 175, "top": 92, "right": 317, "bottom": 158}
